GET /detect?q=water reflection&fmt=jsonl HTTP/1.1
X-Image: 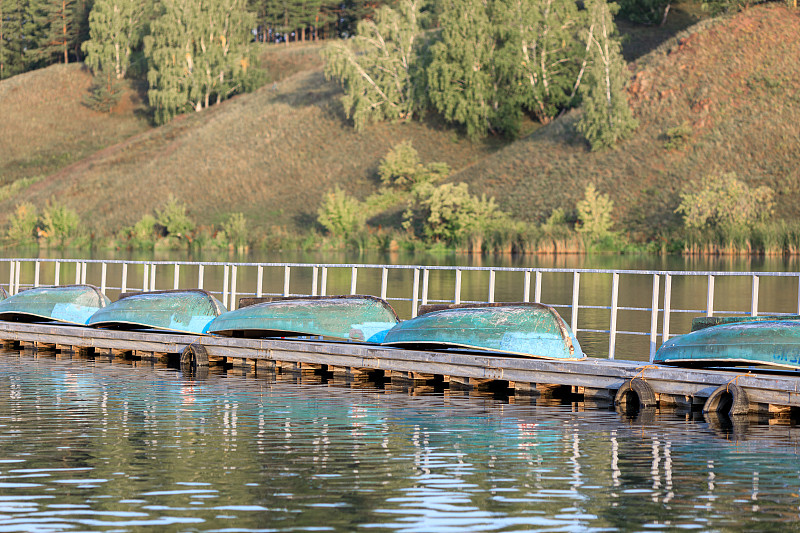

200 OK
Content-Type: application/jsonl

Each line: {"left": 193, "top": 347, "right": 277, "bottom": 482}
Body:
{"left": 0, "top": 353, "right": 800, "bottom": 531}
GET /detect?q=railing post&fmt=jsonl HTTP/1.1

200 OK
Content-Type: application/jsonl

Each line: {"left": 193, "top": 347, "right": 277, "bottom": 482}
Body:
{"left": 321, "top": 267, "right": 328, "bottom": 296}
{"left": 312, "top": 267, "right": 319, "bottom": 296}
{"left": 81, "top": 262, "right": 87, "bottom": 284}
{"left": 380, "top": 267, "right": 388, "bottom": 300}
{"left": 571, "top": 272, "right": 580, "bottom": 334}
{"left": 121, "top": 263, "right": 127, "bottom": 294}
{"left": 230, "top": 265, "right": 238, "bottom": 310}
{"left": 14, "top": 261, "right": 21, "bottom": 294}
{"left": 454, "top": 269, "right": 462, "bottom": 304}
{"left": 222, "top": 265, "right": 230, "bottom": 308}
{"left": 8, "top": 261, "right": 15, "bottom": 295}
{"left": 649, "top": 274, "right": 660, "bottom": 362}
{"left": 523, "top": 270, "right": 531, "bottom": 302}
{"left": 609, "top": 272, "right": 619, "bottom": 360}
{"left": 411, "top": 268, "right": 420, "bottom": 318}
{"left": 663, "top": 274, "right": 672, "bottom": 343}
{"left": 198, "top": 264, "right": 205, "bottom": 290}
{"left": 173, "top": 264, "right": 180, "bottom": 290}
{"left": 75, "top": 262, "right": 81, "bottom": 284}
{"left": 34, "top": 261, "right": 40, "bottom": 288}
{"left": 706, "top": 274, "right": 715, "bottom": 317}
{"left": 256, "top": 265, "right": 263, "bottom": 297}
{"left": 283, "top": 266, "right": 291, "bottom": 297}
{"left": 54, "top": 261, "right": 60, "bottom": 286}
{"left": 143, "top": 264, "right": 149, "bottom": 292}
{"left": 750, "top": 275, "right": 759, "bottom": 317}
{"left": 488, "top": 270, "right": 495, "bottom": 303}
{"left": 421, "top": 269, "right": 430, "bottom": 306}
{"left": 535, "top": 271, "right": 542, "bottom": 303}
{"left": 100, "top": 263, "right": 107, "bottom": 295}
{"left": 149, "top": 264, "right": 156, "bottom": 291}
{"left": 350, "top": 266, "right": 358, "bottom": 295}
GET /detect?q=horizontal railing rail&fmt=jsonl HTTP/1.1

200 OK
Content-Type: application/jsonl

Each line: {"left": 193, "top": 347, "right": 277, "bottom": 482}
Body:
{"left": 2, "top": 258, "right": 798, "bottom": 361}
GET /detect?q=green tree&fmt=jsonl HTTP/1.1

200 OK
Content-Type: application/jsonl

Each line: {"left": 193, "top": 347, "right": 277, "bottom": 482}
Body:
{"left": 618, "top": 0, "right": 671, "bottom": 24}
{"left": 576, "top": 183, "right": 614, "bottom": 241}
{"left": 144, "top": 0, "right": 259, "bottom": 124}
{"left": 378, "top": 140, "right": 449, "bottom": 190}
{"left": 0, "top": 0, "right": 27, "bottom": 79}
{"left": 675, "top": 173, "right": 774, "bottom": 231}
{"left": 82, "top": 0, "right": 152, "bottom": 79}
{"left": 317, "top": 186, "right": 366, "bottom": 239}
{"left": 323, "top": 0, "right": 425, "bottom": 130}
{"left": 494, "top": 0, "right": 590, "bottom": 126}
{"left": 426, "top": 0, "right": 500, "bottom": 139}
{"left": 25, "top": 0, "right": 80, "bottom": 66}
{"left": 42, "top": 200, "right": 81, "bottom": 247}
{"left": 156, "top": 195, "right": 195, "bottom": 236}
{"left": 576, "top": 0, "right": 637, "bottom": 151}
{"left": 6, "top": 202, "right": 38, "bottom": 244}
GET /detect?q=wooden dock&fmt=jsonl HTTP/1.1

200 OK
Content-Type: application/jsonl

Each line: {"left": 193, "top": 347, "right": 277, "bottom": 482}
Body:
{"left": 1, "top": 321, "right": 799, "bottom": 418}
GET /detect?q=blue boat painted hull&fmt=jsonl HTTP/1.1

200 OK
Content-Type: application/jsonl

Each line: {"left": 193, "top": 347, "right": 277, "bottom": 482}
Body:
{"left": 88, "top": 290, "right": 226, "bottom": 335}
{"left": 209, "top": 296, "right": 399, "bottom": 343}
{"left": 0, "top": 285, "right": 110, "bottom": 325}
{"left": 655, "top": 320, "right": 800, "bottom": 369}
{"left": 382, "top": 303, "right": 584, "bottom": 360}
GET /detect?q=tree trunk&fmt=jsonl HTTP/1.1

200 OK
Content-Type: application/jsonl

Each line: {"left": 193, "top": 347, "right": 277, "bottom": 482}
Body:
{"left": 62, "top": 0, "right": 68, "bottom": 64}
{"left": 660, "top": 4, "right": 670, "bottom": 26}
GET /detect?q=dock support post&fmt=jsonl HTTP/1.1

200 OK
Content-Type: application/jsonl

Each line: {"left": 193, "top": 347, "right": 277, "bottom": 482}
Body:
{"left": 649, "top": 274, "right": 660, "bottom": 362}
{"left": 411, "top": 268, "right": 420, "bottom": 318}
{"left": 750, "top": 275, "right": 759, "bottom": 316}
{"left": 571, "top": 272, "right": 580, "bottom": 334}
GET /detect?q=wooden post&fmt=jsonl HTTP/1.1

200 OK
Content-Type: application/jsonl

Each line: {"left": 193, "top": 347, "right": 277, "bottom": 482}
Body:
{"left": 609, "top": 272, "right": 619, "bottom": 360}
{"left": 649, "top": 274, "right": 660, "bottom": 362}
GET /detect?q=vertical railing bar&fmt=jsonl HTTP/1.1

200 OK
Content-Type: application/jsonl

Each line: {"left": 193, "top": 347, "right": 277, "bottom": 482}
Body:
{"left": 256, "top": 265, "right": 263, "bottom": 297}
{"left": 222, "top": 265, "right": 230, "bottom": 308}
{"left": 523, "top": 270, "right": 531, "bottom": 302}
{"left": 54, "top": 261, "right": 60, "bottom": 286}
{"left": 411, "top": 268, "right": 420, "bottom": 318}
{"left": 706, "top": 274, "right": 715, "bottom": 317}
{"left": 662, "top": 274, "right": 672, "bottom": 343}
{"left": 143, "top": 264, "right": 149, "bottom": 292}
{"left": 81, "top": 262, "right": 87, "bottom": 284}
{"left": 8, "top": 261, "right": 15, "bottom": 294}
{"left": 380, "top": 267, "right": 388, "bottom": 300}
{"left": 649, "top": 274, "right": 660, "bottom": 362}
{"left": 350, "top": 266, "right": 358, "bottom": 295}
{"left": 174, "top": 264, "right": 180, "bottom": 290}
{"left": 75, "top": 262, "right": 81, "bottom": 284}
{"left": 100, "top": 263, "right": 107, "bottom": 295}
{"left": 150, "top": 264, "right": 156, "bottom": 291}
{"left": 198, "top": 264, "right": 205, "bottom": 290}
{"left": 750, "top": 275, "right": 759, "bottom": 317}
{"left": 34, "top": 261, "right": 40, "bottom": 288}
{"left": 454, "top": 269, "right": 462, "bottom": 305}
{"left": 534, "top": 271, "right": 542, "bottom": 303}
{"left": 320, "top": 267, "right": 328, "bottom": 296}
{"left": 488, "top": 270, "right": 495, "bottom": 303}
{"left": 311, "top": 266, "right": 319, "bottom": 296}
{"left": 121, "top": 263, "right": 127, "bottom": 294}
{"left": 230, "top": 265, "right": 238, "bottom": 310}
{"left": 609, "top": 272, "right": 619, "bottom": 360}
{"left": 797, "top": 274, "right": 800, "bottom": 315}
{"left": 283, "top": 266, "right": 291, "bottom": 297}
{"left": 14, "top": 261, "right": 21, "bottom": 295}
{"left": 421, "top": 269, "right": 430, "bottom": 306}
{"left": 571, "top": 272, "right": 580, "bottom": 333}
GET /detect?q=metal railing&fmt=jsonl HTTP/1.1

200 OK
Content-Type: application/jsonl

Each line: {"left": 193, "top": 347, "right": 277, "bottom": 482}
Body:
{"left": 2, "top": 258, "right": 799, "bottom": 361}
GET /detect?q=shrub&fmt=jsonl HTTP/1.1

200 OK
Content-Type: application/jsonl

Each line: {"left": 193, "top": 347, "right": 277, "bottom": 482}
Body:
{"left": 378, "top": 141, "right": 450, "bottom": 191}
{"left": 42, "top": 201, "right": 81, "bottom": 247}
{"left": 223, "top": 213, "right": 249, "bottom": 251}
{"left": 576, "top": 184, "right": 614, "bottom": 242}
{"left": 83, "top": 73, "right": 124, "bottom": 113}
{"left": 317, "top": 187, "right": 367, "bottom": 239}
{"left": 6, "top": 203, "right": 38, "bottom": 245}
{"left": 663, "top": 122, "right": 693, "bottom": 150}
{"left": 129, "top": 214, "right": 157, "bottom": 250}
{"left": 156, "top": 195, "right": 195, "bottom": 237}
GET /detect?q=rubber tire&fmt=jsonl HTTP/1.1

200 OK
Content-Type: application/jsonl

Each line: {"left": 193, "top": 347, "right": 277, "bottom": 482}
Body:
{"left": 703, "top": 383, "right": 750, "bottom": 416}
{"left": 180, "top": 343, "right": 209, "bottom": 369}
{"left": 615, "top": 378, "right": 658, "bottom": 410}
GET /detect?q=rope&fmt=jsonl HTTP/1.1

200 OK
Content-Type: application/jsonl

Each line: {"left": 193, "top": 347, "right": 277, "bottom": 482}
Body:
{"left": 725, "top": 372, "right": 751, "bottom": 392}
{"left": 632, "top": 365, "right": 660, "bottom": 382}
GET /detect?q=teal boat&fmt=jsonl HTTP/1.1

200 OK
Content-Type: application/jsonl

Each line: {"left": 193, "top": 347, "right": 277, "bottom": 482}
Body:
{"left": 208, "top": 295, "right": 399, "bottom": 343}
{"left": 88, "top": 290, "right": 226, "bottom": 335}
{"left": 0, "top": 285, "right": 110, "bottom": 325}
{"left": 655, "top": 317, "right": 800, "bottom": 369}
{"left": 382, "top": 303, "right": 584, "bottom": 360}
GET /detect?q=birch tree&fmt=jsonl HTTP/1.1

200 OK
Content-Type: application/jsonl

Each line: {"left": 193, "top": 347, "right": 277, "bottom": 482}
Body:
{"left": 82, "top": 0, "right": 151, "bottom": 79}
{"left": 322, "top": 0, "right": 425, "bottom": 130}
{"left": 576, "top": 0, "right": 637, "bottom": 151}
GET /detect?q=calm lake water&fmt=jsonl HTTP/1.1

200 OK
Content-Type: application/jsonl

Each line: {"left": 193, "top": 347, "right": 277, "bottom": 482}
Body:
{"left": 1, "top": 352, "right": 799, "bottom": 532}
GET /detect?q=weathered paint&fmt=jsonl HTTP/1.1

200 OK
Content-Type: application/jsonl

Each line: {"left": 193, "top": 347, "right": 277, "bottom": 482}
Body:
{"left": 88, "top": 290, "right": 226, "bottom": 335}
{"left": 0, "top": 285, "right": 110, "bottom": 326}
{"left": 656, "top": 320, "right": 800, "bottom": 369}
{"left": 209, "top": 295, "right": 399, "bottom": 343}
{"left": 692, "top": 315, "right": 800, "bottom": 331}
{"left": 382, "top": 303, "right": 584, "bottom": 360}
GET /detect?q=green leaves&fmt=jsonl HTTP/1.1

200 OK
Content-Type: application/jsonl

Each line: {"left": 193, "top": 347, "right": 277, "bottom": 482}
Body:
{"left": 676, "top": 173, "right": 775, "bottom": 231}
{"left": 82, "top": 0, "right": 151, "bottom": 79}
{"left": 316, "top": 186, "right": 367, "bottom": 239}
{"left": 576, "top": 183, "right": 614, "bottom": 241}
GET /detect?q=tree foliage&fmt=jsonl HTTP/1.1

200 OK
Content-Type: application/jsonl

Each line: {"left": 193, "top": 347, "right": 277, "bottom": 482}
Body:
{"left": 0, "top": 0, "right": 27, "bottom": 79}
{"left": 576, "top": 183, "right": 614, "bottom": 240}
{"left": 6, "top": 202, "right": 38, "bottom": 244}
{"left": 82, "top": 0, "right": 152, "bottom": 79}
{"left": 576, "top": 0, "right": 637, "bottom": 150}
{"left": 156, "top": 195, "right": 195, "bottom": 236}
{"left": 144, "top": 0, "right": 260, "bottom": 124}
{"left": 378, "top": 140, "right": 449, "bottom": 190}
{"left": 323, "top": 0, "right": 425, "bottom": 130}
{"left": 42, "top": 200, "right": 81, "bottom": 247}
{"left": 316, "top": 186, "right": 366, "bottom": 239}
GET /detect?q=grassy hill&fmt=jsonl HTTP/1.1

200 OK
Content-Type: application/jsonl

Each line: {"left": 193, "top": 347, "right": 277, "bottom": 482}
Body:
{"left": 0, "top": 4, "right": 797, "bottom": 245}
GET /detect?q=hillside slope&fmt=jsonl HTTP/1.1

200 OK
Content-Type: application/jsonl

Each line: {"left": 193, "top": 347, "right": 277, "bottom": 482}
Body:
{"left": 454, "top": 4, "right": 800, "bottom": 238}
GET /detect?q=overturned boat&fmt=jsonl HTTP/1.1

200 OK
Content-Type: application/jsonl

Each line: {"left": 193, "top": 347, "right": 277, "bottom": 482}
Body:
{"left": 382, "top": 303, "right": 584, "bottom": 360}
{"left": 208, "top": 295, "right": 399, "bottom": 343}
{"left": 87, "top": 290, "right": 226, "bottom": 335}
{"left": 0, "top": 285, "right": 110, "bottom": 326}
{"left": 655, "top": 315, "right": 800, "bottom": 369}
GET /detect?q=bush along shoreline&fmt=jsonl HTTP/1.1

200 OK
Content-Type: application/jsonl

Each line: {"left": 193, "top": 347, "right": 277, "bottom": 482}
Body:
{"left": 4, "top": 146, "right": 798, "bottom": 257}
